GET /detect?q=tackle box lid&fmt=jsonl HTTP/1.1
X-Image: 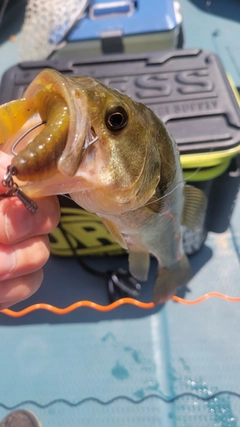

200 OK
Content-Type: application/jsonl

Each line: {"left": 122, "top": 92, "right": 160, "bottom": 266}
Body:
{"left": 66, "top": 0, "right": 178, "bottom": 43}
{"left": 0, "top": 48, "right": 240, "bottom": 175}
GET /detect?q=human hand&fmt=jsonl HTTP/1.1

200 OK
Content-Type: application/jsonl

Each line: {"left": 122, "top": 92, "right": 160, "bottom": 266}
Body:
{"left": 0, "top": 151, "right": 61, "bottom": 310}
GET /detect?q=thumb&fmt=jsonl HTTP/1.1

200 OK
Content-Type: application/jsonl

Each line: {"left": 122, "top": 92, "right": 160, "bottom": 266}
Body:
{"left": 0, "top": 152, "right": 12, "bottom": 192}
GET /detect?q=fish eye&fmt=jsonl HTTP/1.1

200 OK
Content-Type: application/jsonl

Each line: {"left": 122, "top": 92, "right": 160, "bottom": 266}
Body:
{"left": 106, "top": 106, "right": 128, "bottom": 131}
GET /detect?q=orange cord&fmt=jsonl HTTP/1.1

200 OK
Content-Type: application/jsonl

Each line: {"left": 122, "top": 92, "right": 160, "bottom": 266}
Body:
{"left": 1, "top": 299, "right": 154, "bottom": 317}
{"left": 172, "top": 293, "right": 240, "bottom": 304}
{"left": 1, "top": 292, "right": 240, "bottom": 317}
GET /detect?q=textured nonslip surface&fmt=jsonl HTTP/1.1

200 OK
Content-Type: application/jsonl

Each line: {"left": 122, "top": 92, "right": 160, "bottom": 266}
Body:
{"left": 0, "top": 1, "right": 240, "bottom": 426}
{"left": 0, "top": 187, "right": 239, "bottom": 427}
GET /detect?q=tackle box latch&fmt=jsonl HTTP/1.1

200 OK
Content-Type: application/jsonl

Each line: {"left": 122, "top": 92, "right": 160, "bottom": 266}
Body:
{"left": 89, "top": 1, "right": 135, "bottom": 53}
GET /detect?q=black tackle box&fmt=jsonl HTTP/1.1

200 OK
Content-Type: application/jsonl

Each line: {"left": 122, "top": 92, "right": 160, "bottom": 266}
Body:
{"left": 0, "top": 49, "right": 240, "bottom": 256}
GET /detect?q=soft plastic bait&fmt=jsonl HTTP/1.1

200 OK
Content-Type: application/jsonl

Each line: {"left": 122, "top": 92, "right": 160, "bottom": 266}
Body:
{"left": 11, "top": 90, "right": 69, "bottom": 181}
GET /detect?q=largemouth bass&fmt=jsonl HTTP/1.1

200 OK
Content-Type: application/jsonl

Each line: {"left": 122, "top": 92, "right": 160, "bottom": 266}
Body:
{"left": 0, "top": 69, "right": 206, "bottom": 303}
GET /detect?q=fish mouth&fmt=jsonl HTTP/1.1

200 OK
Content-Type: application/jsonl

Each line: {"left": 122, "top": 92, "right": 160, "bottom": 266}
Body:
{"left": 2, "top": 69, "right": 94, "bottom": 184}
{"left": 23, "top": 69, "right": 89, "bottom": 178}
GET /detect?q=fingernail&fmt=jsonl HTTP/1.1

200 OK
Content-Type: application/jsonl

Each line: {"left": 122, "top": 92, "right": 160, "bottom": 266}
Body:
{"left": 4, "top": 205, "right": 33, "bottom": 242}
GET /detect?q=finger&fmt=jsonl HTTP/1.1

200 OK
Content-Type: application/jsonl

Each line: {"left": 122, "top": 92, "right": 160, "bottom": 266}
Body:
{"left": 0, "top": 153, "right": 12, "bottom": 193}
{"left": 0, "top": 151, "right": 12, "bottom": 169}
{"left": 0, "top": 195, "right": 60, "bottom": 244}
{"left": 0, "top": 234, "right": 50, "bottom": 281}
{"left": 0, "top": 269, "right": 44, "bottom": 310}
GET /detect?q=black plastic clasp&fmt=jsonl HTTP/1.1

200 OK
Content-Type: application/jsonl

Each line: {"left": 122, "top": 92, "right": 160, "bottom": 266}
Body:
{"left": 107, "top": 268, "right": 141, "bottom": 302}
{"left": 101, "top": 30, "right": 124, "bottom": 54}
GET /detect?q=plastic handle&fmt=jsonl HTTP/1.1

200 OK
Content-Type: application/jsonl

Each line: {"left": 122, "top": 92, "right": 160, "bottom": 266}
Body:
{"left": 89, "top": 0, "right": 135, "bottom": 20}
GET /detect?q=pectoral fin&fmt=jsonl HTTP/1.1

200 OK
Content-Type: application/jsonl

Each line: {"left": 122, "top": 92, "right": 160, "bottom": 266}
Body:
{"left": 100, "top": 218, "right": 128, "bottom": 249}
{"left": 153, "top": 254, "right": 192, "bottom": 304}
{"left": 128, "top": 251, "right": 150, "bottom": 281}
{"left": 182, "top": 185, "right": 207, "bottom": 230}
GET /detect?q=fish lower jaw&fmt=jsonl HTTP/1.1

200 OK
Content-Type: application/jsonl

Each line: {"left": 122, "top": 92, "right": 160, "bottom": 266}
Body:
{"left": 19, "top": 175, "right": 85, "bottom": 198}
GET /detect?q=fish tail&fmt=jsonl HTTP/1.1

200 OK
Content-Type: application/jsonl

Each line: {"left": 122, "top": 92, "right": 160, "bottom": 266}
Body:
{"left": 153, "top": 254, "right": 192, "bottom": 304}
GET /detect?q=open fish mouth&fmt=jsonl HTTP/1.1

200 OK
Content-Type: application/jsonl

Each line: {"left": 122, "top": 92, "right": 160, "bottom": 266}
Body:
{"left": 0, "top": 69, "right": 96, "bottom": 183}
